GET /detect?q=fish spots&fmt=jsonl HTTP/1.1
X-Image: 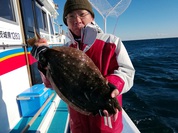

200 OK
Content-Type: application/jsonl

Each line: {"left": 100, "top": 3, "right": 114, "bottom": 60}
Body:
{"left": 45, "top": 46, "right": 121, "bottom": 115}
{"left": 63, "top": 72, "right": 67, "bottom": 76}
{"left": 69, "top": 79, "right": 74, "bottom": 83}
{"left": 81, "top": 57, "right": 86, "bottom": 61}
{"left": 79, "top": 62, "right": 84, "bottom": 67}
{"left": 90, "top": 86, "right": 94, "bottom": 90}
{"left": 62, "top": 53, "right": 66, "bottom": 57}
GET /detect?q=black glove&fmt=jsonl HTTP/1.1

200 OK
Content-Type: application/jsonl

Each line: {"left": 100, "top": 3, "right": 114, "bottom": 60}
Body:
{"left": 108, "top": 82, "right": 117, "bottom": 93}
{"left": 31, "top": 45, "right": 49, "bottom": 68}
{"left": 98, "top": 82, "right": 118, "bottom": 116}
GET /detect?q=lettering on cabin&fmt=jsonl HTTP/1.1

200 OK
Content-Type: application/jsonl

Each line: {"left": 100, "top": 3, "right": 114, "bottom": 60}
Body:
{"left": 0, "top": 30, "right": 20, "bottom": 40}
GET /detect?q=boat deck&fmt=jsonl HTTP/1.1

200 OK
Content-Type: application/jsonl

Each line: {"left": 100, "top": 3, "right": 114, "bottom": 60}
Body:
{"left": 47, "top": 100, "right": 69, "bottom": 133}
{"left": 11, "top": 93, "right": 140, "bottom": 133}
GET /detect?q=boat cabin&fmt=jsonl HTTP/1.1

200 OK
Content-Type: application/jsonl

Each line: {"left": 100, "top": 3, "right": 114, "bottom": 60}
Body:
{"left": 0, "top": 0, "right": 65, "bottom": 132}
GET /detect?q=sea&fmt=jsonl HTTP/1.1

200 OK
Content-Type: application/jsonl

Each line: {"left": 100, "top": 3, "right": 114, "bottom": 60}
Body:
{"left": 123, "top": 37, "right": 178, "bottom": 133}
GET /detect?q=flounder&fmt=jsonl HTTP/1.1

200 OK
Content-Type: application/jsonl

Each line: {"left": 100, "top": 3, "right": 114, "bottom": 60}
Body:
{"left": 28, "top": 33, "right": 121, "bottom": 116}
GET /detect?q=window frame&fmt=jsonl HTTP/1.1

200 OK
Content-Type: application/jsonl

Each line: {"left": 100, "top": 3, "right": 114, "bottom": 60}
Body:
{"left": 35, "top": 2, "right": 48, "bottom": 33}
{"left": 0, "top": 0, "right": 19, "bottom": 25}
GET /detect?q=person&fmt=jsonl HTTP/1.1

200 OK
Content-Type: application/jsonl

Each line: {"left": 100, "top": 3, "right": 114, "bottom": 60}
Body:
{"left": 31, "top": 0, "right": 135, "bottom": 132}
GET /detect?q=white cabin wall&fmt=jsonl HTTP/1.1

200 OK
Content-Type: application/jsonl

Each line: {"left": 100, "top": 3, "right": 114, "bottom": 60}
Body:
{"left": 0, "top": 1, "right": 30, "bottom": 132}
{"left": 0, "top": 66, "right": 30, "bottom": 132}
{"left": 0, "top": 0, "right": 22, "bottom": 45}
{"left": 0, "top": 0, "right": 66, "bottom": 132}
{"left": 0, "top": 21, "right": 22, "bottom": 45}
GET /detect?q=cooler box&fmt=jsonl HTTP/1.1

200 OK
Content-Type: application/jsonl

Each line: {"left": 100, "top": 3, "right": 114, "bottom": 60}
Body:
{"left": 17, "top": 84, "right": 52, "bottom": 117}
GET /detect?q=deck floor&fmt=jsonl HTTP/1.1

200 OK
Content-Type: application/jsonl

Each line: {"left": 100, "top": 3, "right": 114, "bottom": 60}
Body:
{"left": 47, "top": 100, "right": 69, "bottom": 133}
{"left": 11, "top": 93, "right": 140, "bottom": 133}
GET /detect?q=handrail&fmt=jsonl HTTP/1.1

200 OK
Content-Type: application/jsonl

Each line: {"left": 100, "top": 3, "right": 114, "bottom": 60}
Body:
{"left": 0, "top": 44, "right": 27, "bottom": 47}
{"left": 21, "top": 92, "right": 55, "bottom": 133}
{"left": 0, "top": 44, "right": 28, "bottom": 49}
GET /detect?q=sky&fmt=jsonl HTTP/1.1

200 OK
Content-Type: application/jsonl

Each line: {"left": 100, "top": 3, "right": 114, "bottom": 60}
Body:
{"left": 54, "top": 0, "right": 178, "bottom": 41}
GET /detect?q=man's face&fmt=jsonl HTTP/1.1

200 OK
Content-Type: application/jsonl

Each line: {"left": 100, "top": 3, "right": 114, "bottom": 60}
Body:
{"left": 66, "top": 10, "right": 94, "bottom": 36}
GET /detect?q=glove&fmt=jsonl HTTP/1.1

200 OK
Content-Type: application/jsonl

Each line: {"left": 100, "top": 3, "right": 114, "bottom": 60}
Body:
{"left": 98, "top": 82, "right": 118, "bottom": 116}
{"left": 108, "top": 82, "right": 117, "bottom": 93}
{"left": 31, "top": 45, "right": 49, "bottom": 68}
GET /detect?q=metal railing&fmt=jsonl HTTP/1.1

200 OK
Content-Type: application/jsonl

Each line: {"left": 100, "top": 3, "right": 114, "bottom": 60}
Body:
{"left": 0, "top": 43, "right": 28, "bottom": 50}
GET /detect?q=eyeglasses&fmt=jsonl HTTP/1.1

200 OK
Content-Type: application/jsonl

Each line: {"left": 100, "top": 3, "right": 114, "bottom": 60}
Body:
{"left": 65, "top": 12, "right": 90, "bottom": 21}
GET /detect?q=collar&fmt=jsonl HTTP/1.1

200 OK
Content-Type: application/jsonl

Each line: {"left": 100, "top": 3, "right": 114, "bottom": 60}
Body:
{"left": 66, "top": 21, "right": 103, "bottom": 51}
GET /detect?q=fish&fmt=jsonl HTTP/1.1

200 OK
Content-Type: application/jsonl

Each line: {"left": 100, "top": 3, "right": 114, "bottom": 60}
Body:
{"left": 27, "top": 32, "right": 121, "bottom": 116}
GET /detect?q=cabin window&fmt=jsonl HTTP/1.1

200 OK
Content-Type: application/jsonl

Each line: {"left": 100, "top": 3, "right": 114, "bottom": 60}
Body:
{"left": 20, "top": 0, "right": 35, "bottom": 30}
{"left": 19, "top": 0, "right": 43, "bottom": 85}
{"left": 49, "top": 15, "right": 54, "bottom": 35}
{"left": 35, "top": 3, "right": 48, "bottom": 32}
{"left": 42, "top": 10, "right": 48, "bottom": 31}
{"left": 0, "top": 0, "right": 16, "bottom": 21}
{"left": 35, "top": 4, "right": 43, "bottom": 30}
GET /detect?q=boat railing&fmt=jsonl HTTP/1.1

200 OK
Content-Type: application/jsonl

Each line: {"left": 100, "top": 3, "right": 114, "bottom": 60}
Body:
{"left": 0, "top": 43, "right": 27, "bottom": 49}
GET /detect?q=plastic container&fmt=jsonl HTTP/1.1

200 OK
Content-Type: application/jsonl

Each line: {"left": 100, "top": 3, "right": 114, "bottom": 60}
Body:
{"left": 16, "top": 84, "right": 52, "bottom": 117}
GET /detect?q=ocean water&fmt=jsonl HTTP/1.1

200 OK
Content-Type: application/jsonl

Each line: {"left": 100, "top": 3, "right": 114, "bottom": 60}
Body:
{"left": 123, "top": 38, "right": 178, "bottom": 133}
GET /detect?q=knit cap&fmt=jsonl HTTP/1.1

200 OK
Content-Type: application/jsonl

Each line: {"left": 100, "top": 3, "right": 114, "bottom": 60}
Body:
{"left": 63, "top": 0, "right": 94, "bottom": 25}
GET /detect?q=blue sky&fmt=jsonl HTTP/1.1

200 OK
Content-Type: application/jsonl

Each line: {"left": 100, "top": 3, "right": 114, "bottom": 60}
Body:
{"left": 54, "top": 0, "right": 178, "bottom": 40}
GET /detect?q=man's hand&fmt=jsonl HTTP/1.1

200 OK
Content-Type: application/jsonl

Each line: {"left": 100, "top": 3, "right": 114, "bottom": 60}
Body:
{"left": 35, "top": 38, "right": 48, "bottom": 47}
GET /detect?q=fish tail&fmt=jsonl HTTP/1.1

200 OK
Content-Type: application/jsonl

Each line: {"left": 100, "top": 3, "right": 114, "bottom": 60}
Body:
{"left": 27, "top": 28, "right": 41, "bottom": 46}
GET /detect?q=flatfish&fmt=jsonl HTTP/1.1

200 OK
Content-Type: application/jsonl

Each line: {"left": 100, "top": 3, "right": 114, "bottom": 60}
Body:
{"left": 28, "top": 34, "right": 121, "bottom": 116}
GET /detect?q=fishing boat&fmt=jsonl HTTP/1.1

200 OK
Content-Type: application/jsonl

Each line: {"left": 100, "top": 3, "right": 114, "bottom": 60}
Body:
{"left": 0, "top": 0, "right": 140, "bottom": 133}
{"left": 0, "top": 0, "right": 65, "bottom": 132}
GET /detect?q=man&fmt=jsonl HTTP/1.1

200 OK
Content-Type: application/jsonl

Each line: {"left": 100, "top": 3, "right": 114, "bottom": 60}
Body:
{"left": 32, "top": 0, "right": 135, "bottom": 132}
